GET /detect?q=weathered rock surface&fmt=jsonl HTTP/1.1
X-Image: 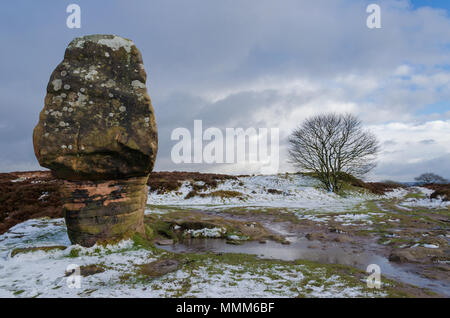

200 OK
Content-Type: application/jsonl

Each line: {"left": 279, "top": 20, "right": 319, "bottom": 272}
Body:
{"left": 33, "top": 34, "right": 157, "bottom": 180}
{"left": 140, "top": 259, "right": 180, "bottom": 277}
{"left": 62, "top": 176, "right": 148, "bottom": 246}
{"left": 64, "top": 264, "right": 105, "bottom": 277}
{"left": 389, "top": 247, "right": 445, "bottom": 264}
{"left": 33, "top": 35, "right": 158, "bottom": 247}
{"left": 305, "top": 232, "right": 326, "bottom": 241}
{"left": 155, "top": 239, "right": 174, "bottom": 246}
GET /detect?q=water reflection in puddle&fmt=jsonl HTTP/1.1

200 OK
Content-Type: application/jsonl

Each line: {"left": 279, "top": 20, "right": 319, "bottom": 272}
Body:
{"left": 160, "top": 238, "right": 450, "bottom": 296}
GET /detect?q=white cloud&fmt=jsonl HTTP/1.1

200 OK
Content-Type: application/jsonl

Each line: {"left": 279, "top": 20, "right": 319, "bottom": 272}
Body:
{"left": 369, "top": 120, "right": 450, "bottom": 180}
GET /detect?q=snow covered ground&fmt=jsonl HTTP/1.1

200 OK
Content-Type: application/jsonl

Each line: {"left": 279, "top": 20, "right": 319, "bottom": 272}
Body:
{"left": 0, "top": 218, "right": 385, "bottom": 298}
{"left": 399, "top": 197, "right": 450, "bottom": 209}
{"left": 1, "top": 174, "right": 446, "bottom": 298}
{"left": 148, "top": 175, "right": 449, "bottom": 212}
{"left": 147, "top": 174, "right": 381, "bottom": 213}
{"left": 398, "top": 186, "right": 450, "bottom": 209}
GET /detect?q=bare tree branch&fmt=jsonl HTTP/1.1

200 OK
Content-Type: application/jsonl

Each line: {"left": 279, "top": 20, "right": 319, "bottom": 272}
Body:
{"left": 288, "top": 113, "right": 379, "bottom": 193}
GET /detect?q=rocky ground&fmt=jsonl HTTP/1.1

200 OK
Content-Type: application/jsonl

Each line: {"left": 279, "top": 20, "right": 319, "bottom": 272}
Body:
{"left": 0, "top": 171, "right": 449, "bottom": 297}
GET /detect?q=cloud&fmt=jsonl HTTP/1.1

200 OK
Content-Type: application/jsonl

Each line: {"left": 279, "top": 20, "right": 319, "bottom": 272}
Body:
{"left": 368, "top": 120, "right": 450, "bottom": 180}
{"left": 0, "top": 0, "right": 449, "bottom": 181}
{"left": 419, "top": 139, "right": 436, "bottom": 144}
{"left": 375, "top": 153, "right": 450, "bottom": 181}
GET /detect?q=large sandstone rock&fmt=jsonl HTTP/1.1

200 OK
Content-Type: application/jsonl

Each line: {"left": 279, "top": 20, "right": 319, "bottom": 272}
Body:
{"left": 33, "top": 35, "right": 158, "bottom": 247}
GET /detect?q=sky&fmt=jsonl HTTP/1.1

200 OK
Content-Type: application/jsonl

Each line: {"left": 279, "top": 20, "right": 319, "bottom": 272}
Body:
{"left": 0, "top": 0, "right": 449, "bottom": 181}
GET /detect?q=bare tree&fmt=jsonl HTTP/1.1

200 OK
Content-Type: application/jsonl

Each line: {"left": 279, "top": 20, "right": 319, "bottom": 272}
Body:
{"left": 288, "top": 113, "right": 379, "bottom": 193}
{"left": 415, "top": 173, "right": 448, "bottom": 184}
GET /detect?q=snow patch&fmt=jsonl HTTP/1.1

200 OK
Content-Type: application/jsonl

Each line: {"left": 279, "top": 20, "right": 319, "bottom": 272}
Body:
{"left": 399, "top": 197, "right": 450, "bottom": 209}
{"left": 148, "top": 174, "right": 379, "bottom": 213}
{"left": 186, "top": 227, "right": 226, "bottom": 238}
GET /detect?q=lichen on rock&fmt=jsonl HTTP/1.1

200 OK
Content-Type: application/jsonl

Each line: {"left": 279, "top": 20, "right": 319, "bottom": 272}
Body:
{"left": 33, "top": 34, "right": 157, "bottom": 181}
{"left": 33, "top": 34, "right": 158, "bottom": 247}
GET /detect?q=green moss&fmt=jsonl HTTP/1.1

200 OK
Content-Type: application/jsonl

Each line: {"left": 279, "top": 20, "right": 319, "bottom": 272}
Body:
{"left": 68, "top": 248, "right": 80, "bottom": 258}
{"left": 148, "top": 219, "right": 177, "bottom": 240}
{"left": 404, "top": 192, "right": 425, "bottom": 199}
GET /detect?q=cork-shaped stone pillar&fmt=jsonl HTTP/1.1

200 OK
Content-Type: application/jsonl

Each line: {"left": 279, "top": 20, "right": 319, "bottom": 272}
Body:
{"left": 33, "top": 35, "right": 158, "bottom": 247}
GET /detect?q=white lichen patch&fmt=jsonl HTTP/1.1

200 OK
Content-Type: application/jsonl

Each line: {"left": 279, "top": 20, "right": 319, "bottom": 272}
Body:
{"left": 51, "top": 111, "right": 63, "bottom": 117}
{"left": 104, "top": 79, "right": 116, "bottom": 88}
{"left": 98, "top": 36, "right": 134, "bottom": 53}
{"left": 119, "top": 106, "right": 126, "bottom": 112}
{"left": 131, "top": 80, "right": 146, "bottom": 89}
{"left": 85, "top": 69, "right": 98, "bottom": 81}
{"left": 61, "top": 71, "right": 67, "bottom": 77}
{"left": 75, "top": 93, "right": 88, "bottom": 107}
{"left": 75, "top": 40, "right": 85, "bottom": 48}
{"left": 64, "top": 84, "right": 70, "bottom": 90}
{"left": 52, "top": 96, "right": 63, "bottom": 107}
{"left": 52, "top": 79, "right": 62, "bottom": 91}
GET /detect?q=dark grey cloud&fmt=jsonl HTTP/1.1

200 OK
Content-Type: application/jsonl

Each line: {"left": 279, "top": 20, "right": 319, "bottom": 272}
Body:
{"left": 419, "top": 139, "right": 436, "bottom": 144}
{"left": 383, "top": 139, "right": 397, "bottom": 146}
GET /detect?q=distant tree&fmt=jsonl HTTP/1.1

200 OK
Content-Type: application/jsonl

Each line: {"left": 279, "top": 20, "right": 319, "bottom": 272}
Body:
{"left": 288, "top": 113, "right": 379, "bottom": 193}
{"left": 414, "top": 173, "right": 448, "bottom": 184}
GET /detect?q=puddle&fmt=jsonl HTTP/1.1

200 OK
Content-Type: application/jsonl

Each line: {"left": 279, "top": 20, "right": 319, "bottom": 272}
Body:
{"left": 161, "top": 237, "right": 450, "bottom": 297}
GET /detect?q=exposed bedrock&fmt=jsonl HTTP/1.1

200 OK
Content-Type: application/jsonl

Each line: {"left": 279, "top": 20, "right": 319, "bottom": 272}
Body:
{"left": 62, "top": 177, "right": 148, "bottom": 247}
{"left": 33, "top": 34, "right": 158, "bottom": 247}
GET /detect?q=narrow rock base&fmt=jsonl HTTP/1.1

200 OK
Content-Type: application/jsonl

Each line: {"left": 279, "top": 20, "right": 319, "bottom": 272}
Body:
{"left": 61, "top": 176, "right": 148, "bottom": 247}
